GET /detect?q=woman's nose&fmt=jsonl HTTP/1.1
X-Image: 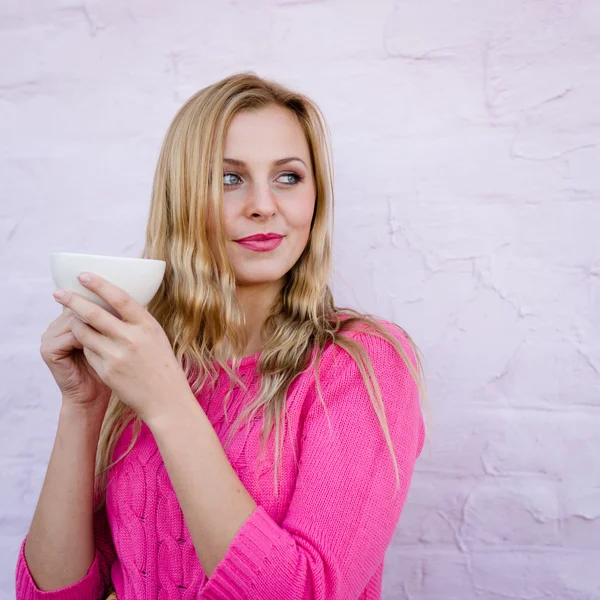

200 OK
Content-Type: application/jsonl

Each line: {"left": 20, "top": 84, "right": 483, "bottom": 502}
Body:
{"left": 247, "top": 185, "right": 277, "bottom": 219}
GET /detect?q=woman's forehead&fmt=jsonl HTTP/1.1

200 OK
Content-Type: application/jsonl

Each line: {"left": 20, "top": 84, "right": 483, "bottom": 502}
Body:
{"left": 224, "top": 107, "right": 310, "bottom": 165}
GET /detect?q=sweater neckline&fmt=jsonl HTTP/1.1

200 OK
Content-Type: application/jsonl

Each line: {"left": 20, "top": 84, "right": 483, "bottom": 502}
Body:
{"left": 217, "top": 350, "right": 262, "bottom": 372}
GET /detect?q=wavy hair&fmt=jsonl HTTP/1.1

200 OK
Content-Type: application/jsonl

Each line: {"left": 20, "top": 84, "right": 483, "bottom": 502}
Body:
{"left": 94, "top": 72, "right": 428, "bottom": 508}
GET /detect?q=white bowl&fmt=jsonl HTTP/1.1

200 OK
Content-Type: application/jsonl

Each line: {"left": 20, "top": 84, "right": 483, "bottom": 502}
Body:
{"left": 51, "top": 252, "right": 166, "bottom": 320}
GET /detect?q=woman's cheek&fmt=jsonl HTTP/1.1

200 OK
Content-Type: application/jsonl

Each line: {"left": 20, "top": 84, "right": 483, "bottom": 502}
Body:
{"left": 288, "top": 192, "right": 316, "bottom": 227}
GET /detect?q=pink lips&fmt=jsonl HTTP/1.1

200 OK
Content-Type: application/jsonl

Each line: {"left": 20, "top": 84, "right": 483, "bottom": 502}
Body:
{"left": 234, "top": 233, "right": 284, "bottom": 252}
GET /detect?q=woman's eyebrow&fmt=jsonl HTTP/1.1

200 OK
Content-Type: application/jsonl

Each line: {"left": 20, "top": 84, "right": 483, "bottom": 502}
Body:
{"left": 223, "top": 157, "right": 307, "bottom": 168}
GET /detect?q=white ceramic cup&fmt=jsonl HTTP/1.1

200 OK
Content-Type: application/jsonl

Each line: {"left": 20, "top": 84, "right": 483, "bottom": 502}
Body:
{"left": 51, "top": 252, "right": 166, "bottom": 322}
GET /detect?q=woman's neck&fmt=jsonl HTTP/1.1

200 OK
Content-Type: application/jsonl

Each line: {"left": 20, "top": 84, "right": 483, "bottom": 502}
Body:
{"left": 240, "top": 280, "right": 281, "bottom": 354}
{"left": 219, "top": 279, "right": 283, "bottom": 359}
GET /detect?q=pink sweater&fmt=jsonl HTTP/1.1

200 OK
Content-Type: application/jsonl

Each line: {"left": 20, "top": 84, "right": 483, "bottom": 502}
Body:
{"left": 16, "top": 321, "right": 425, "bottom": 600}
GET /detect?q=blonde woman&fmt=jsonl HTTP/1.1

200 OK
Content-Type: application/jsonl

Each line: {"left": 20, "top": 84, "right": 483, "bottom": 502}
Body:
{"left": 16, "top": 73, "right": 426, "bottom": 600}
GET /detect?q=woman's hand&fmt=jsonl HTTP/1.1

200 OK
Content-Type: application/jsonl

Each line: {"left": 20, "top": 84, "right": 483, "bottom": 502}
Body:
{"left": 52, "top": 272, "right": 192, "bottom": 424}
{"left": 40, "top": 304, "right": 113, "bottom": 414}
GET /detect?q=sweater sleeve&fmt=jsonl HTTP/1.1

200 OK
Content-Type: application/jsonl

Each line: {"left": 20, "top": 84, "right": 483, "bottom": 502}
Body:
{"left": 15, "top": 505, "right": 115, "bottom": 600}
{"left": 201, "top": 324, "right": 426, "bottom": 600}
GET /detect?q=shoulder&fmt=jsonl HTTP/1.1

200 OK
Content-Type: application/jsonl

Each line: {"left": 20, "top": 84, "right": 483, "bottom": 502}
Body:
{"left": 318, "top": 315, "right": 419, "bottom": 382}
{"left": 302, "top": 315, "right": 424, "bottom": 456}
{"left": 304, "top": 315, "right": 422, "bottom": 424}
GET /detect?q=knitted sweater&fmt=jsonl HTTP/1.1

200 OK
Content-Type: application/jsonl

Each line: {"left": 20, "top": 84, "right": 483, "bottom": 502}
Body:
{"left": 16, "top": 321, "right": 425, "bottom": 600}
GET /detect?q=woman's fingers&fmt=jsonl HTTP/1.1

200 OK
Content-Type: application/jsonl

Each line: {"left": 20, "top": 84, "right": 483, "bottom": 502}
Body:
{"left": 47, "top": 307, "right": 76, "bottom": 337}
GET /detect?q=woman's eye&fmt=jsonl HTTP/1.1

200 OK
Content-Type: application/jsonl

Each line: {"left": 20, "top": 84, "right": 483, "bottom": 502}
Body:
{"left": 223, "top": 172, "right": 241, "bottom": 186}
{"left": 278, "top": 172, "right": 301, "bottom": 185}
{"left": 223, "top": 171, "right": 302, "bottom": 187}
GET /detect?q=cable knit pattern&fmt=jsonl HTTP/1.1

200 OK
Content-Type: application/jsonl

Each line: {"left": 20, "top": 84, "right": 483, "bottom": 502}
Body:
{"left": 15, "top": 321, "right": 425, "bottom": 600}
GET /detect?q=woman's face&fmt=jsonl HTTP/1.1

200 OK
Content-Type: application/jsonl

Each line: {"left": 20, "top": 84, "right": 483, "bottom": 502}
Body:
{"left": 211, "top": 105, "right": 316, "bottom": 289}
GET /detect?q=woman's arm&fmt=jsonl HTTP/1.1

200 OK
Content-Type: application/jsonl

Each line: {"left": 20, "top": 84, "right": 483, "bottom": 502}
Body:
{"left": 16, "top": 402, "right": 113, "bottom": 598}
{"left": 149, "top": 325, "right": 424, "bottom": 599}
{"left": 147, "top": 399, "right": 258, "bottom": 579}
{"left": 201, "top": 329, "right": 424, "bottom": 599}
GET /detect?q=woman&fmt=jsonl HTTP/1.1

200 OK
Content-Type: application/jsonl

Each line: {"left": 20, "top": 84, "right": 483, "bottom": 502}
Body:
{"left": 16, "top": 72, "right": 426, "bottom": 599}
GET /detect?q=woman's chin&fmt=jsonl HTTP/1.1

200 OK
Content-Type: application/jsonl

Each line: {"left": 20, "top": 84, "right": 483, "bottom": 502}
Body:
{"left": 234, "top": 270, "right": 287, "bottom": 288}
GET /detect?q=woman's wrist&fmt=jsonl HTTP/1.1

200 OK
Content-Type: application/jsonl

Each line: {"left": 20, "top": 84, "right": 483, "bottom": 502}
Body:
{"left": 59, "top": 401, "right": 107, "bottom": 434}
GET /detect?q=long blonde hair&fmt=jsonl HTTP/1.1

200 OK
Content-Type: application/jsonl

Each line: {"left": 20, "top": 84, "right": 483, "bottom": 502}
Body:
{"left": 94, "top": 72, "right": 427, "bottom": 508}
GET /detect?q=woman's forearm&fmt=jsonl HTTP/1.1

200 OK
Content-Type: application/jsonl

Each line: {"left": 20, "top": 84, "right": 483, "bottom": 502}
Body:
{"left": 24, "top": 402, "right": 104, "bottom": 591}
{"left": 146, "top": 394, "right": 257, "bottom": 579}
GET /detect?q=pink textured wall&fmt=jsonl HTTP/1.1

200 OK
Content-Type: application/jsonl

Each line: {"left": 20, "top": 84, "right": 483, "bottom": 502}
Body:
{"left": 1, "top": 1, "right": 599, "bottom": 598}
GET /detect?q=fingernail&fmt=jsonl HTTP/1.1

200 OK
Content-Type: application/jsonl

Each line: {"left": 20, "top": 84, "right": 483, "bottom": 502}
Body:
{"left": 53, "top": 289, "right": 65, "bottom": 299}
{"left": 78, "top": 273, "right": 91, "bottom": 284}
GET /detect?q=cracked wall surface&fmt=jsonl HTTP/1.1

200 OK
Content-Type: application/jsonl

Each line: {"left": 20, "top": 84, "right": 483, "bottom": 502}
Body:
{"left": 1, "top": 1, "right": 599, "bottom": 598}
